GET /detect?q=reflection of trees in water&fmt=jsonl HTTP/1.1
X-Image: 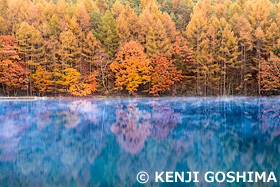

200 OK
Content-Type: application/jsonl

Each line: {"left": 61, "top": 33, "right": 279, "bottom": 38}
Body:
{"left": 1, "top": 98, "right": 280, "bottom": 186}
{"left": 110, "top": 100, "right": 184, "bottom": 154}
{"left": 109, "top": 100, "right": 189, "bottom": 186}
{"left": 58, "top": 110, "right": 81, "bottom": 129}
{"left": 150, "top": 101, "right": 183, "bottom": 140}
{"left": 0, "top": 100, "right": 107, "bottom": 186}
{"left": 173, "top": 130, "right": 194, "bottom": 155}
{"left": 260, "top": 100, "right": 280, "bottom": 138}
{"left": 115, "top": 140, "right": 179, "bottom": 186}
{"left": 68, "top": 100, "right": 99, "bottom": 126}
{"left": 111, "top": 102, "right": 152, "bottom": 154}
{"left": 57, "top": 100, "right": 98, "bottom": 129}
{"left": 110, "top": 98, "right": 280, "bottom": 186}
{"left": 0, "top": 102, "right": 31, "bottom": 161}
{"left": 13, "top": 123, "right": 105, "bottom": 186}
{"left": 180, "top": 98, "right": 280, "bottom": 187}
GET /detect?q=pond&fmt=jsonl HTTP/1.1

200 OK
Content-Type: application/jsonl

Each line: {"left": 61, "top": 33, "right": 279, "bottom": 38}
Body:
{"left": 0, "top": 97, "right": 279, "bottom": 186}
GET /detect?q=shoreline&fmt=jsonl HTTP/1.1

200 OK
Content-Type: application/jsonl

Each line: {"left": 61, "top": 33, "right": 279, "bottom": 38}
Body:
{"left": 0, "top": 95, "right": 280, "bottom": 100}
{"left": 0, "top": 97, "right": 49, "bottom": 100}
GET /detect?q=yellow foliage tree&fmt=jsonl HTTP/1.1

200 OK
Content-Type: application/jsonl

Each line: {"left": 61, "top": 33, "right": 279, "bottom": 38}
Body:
{"left": 110, "top": 41, "right": 151, "bottom": 95}
{"left": 33, "top": 66, "right": 53, "bottom": 95}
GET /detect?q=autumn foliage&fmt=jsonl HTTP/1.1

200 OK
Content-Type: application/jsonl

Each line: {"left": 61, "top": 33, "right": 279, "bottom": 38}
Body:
{"left": 150, "top": 54, "right": 182, "bottom": 96}
{"left": 1, "top": 0, "right": 280, "bottom": 96}
{"left": 0, "top": 36, "right": 29, "bottom": 96}
{"left": 261, "top": 54, "right": 280, "bottom": 94}
{"left": 110, "top": 41, "right": 151, "bottom": 95}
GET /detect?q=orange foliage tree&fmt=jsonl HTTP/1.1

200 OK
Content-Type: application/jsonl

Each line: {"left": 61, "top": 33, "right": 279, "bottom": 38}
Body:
{"left": 110, "top": 41, "right": 151, "bottom": 95}
{"left": 32, "top": 66, "right": 53, "bottom": 96}
{"left": 149, "top": 54, "right": 182, "bottom": 96}
{"left": 72, "top": 73, "right": 98, "bottom": 97}
{"left": 172, "top": 36, "right": 195, "bottom": 93}
{"left": 0, "top": 36, "right": 29, "bottom": 96}
{"left": 261, "top": 54, "right": 280, "bottom": 94}
{"left": 56, "top": 68, "right": 98, "bottom": 97}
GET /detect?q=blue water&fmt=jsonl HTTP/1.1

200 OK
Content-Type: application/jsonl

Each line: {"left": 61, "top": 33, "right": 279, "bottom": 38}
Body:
{"left": 0, "top": 97, "right": 280, "bottom": 186}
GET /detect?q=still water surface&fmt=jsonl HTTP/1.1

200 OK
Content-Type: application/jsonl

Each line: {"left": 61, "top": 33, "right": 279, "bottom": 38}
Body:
{"left": 0, "top": 97, "right": 279, "bottom": 186}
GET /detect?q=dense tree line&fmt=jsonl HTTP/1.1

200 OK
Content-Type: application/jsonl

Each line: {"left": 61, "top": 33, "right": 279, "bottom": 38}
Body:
{"left": 0, "top": 0, "right": 280, "bottom": 96}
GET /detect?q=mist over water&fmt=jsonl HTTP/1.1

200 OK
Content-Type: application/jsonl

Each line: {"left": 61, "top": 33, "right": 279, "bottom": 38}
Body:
{"left": 0, "top": 97, "right": 279, "bottom": 186}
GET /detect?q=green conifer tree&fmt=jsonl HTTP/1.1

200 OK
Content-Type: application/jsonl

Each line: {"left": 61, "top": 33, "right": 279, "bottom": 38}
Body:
{"left": 96, "top": 10, "right": 120, "bottom": 57}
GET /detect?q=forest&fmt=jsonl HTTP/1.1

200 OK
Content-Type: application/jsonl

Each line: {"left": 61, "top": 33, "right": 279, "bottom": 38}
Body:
{"left": 0, "top": 0, "right": 280, "bottom": 96}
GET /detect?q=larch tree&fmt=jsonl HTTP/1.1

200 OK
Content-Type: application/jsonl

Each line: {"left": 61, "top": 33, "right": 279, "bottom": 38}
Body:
{"left": 56, "top": 0, "right": 70, "bottom": 31}
{"left": 266, "top": 22, "right": 279, "bottom": 50}
{"left": 247, "top": 0, "right": 272, "bottom": 94}
{"left": 80, "top": 0, "right": 95, "bottom": 13}
{"left": 94, "top": 0, "right": 109, "bottom": 13}
{"left": 140, "top": 0, "right": 158, "bottom": 9}
{"left": 254, "top": 26, "right": 267, "bottom": 95}
{"left": 195, "top": 0, "right": 213, "bottom": 18}
{"left": 146, "top": 19, "right": 171, "bottom": 57}
{"left": 57, "top": 30, "right": 79, "bottom": 94}
{"left": 185, "top": 7, "right": 209, "bottom": 95}
{"left": 171, "top": 0, "right": 194, "bottom": 30}
{"left": 56, "top": 67, "right": 80, "bottom": 94}
{"left": 49, "top": 15, "right": 60, "bottom": 37}
{"left": 67, "top": 16, "right": 85, "bottom": 73}
{"left": 146, "top": 28, "right": 158, "bottom": 57}
{"left": 75, "top": 3, "right": 90, "bottom": 32}
{"left": 80, "top": 32, "right": 99, "bottom": 95}
{"left": 0, "top": 16, "right": 8, "bottom": 35}
{"left": 32, "top": 65, "right": 53, "bottom": 96}
{"left": 230, "top": 14, "right": 253, "bottom": 95}
{"left": 16, "top": 21, "right": 43, "bottom": 96}
{"left": 171, "top": 36, "right": 194, "bottom": 94}
{"left": 217, "top": 18, "right": 240, "bottom": 95}
{"left": 206, "top": 16, "right": 221, "bottom": 95}
{"left": 247, "top": 0, "right": 272, "bottom": 31}
{"left": 138, "top": 8, "right": 156, "bottom": 45}
{"left": 89, "top": 10, "right": 103, "bottom": 35}
{"left": 0, "top": 0, "right": 8, "bottom": 19}
{"left": 58, "top": 30, "right": 79, "bottom": 69}
{"left": 162, "top": 12, "right": 177, "bottom": 43}
{"left": 116, "top": 13, "right": 131, "bottom": 45}
{"left": 82, "top": 31, "right": 98, "bottom": 76}
{"left": 116, "top": 4, "right": 141, "bottom": 45}
{"left": 122, "top": 5, "right": 141, "bottom": 42}
{"left": 111, "top": 0, "right": 125, "bottom": 18}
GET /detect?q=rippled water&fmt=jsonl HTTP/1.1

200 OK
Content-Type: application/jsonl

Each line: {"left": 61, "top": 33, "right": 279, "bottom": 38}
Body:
{"left": 0, "top": 97, "right": 280, "bottom": 186}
